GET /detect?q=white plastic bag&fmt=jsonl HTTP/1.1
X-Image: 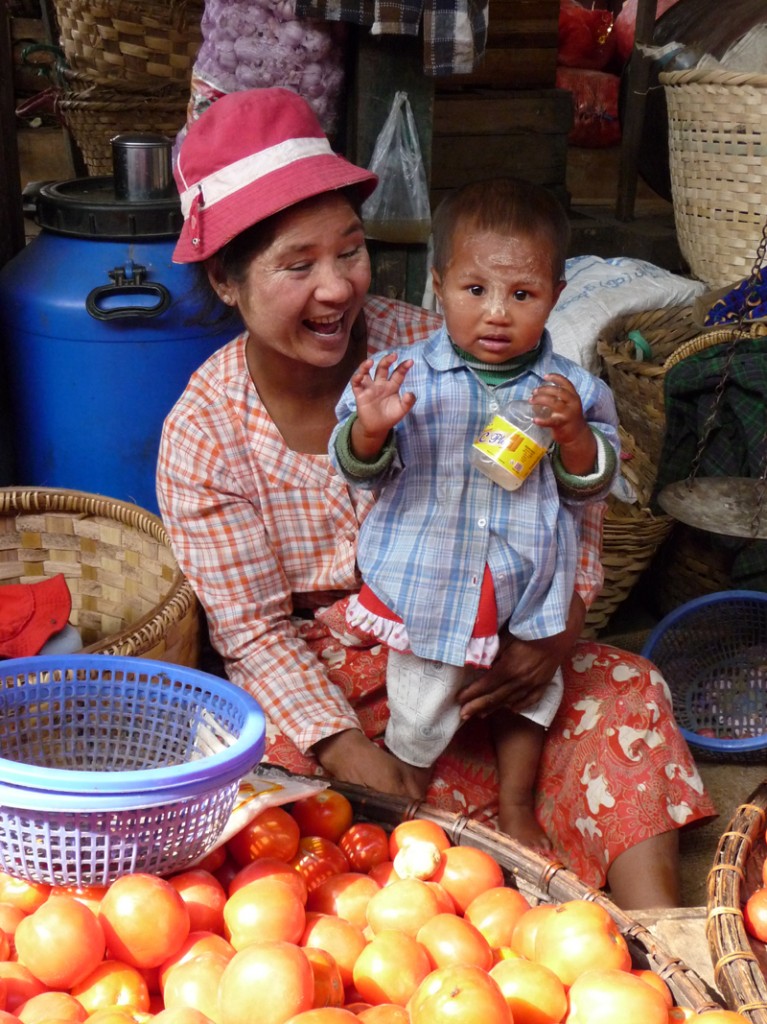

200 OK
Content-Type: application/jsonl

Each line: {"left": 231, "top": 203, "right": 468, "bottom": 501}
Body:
{"left": 361, "top": 91, "right": 431, "bottom": 244}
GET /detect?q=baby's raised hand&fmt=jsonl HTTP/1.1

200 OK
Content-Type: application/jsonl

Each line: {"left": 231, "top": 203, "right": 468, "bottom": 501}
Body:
{"left": 530, "top": 374, "right": 587, "bottom": 447}
{"left": 351, "top": 352, "right": 416, "bottom": 436}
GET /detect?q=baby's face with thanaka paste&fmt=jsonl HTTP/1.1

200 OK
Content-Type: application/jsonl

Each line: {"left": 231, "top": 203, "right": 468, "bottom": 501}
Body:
{"left": 432, "top": 221, "right": 565, "bottom": 363}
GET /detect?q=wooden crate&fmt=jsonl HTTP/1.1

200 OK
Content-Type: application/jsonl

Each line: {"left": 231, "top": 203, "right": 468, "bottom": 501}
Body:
{"left": 437, "top": 0, "right": 560, "bottom": 90}
{"left": 430, "top": 88, "right": 573, "bottom": 206}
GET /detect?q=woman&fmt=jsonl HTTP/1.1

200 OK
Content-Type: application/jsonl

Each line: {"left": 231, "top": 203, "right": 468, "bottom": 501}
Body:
{"left": 157, "top": 87, "right": 715, "bottom": 909}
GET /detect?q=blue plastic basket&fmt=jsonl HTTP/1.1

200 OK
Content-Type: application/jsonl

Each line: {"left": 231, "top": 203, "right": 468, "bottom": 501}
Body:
{"left": 0, "top": 655, "right": 265, "bottom": 886}
{"left": 641, "top": 591, "right": 767, "bottom": 762}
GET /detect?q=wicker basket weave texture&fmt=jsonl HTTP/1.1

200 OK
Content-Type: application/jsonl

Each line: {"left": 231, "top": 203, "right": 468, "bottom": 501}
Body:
{"left": 328, "top": 779, "right": 725, "bottom": 1013}
{"left": 53, "top": 0, "right": 203, "bottom": 86}
{"left": 661, "top": 68, "right": 767, "bottom": 289}
{"left": 707, "top": 782, "right": 767, "bottom": 1023}
{"left": 0, "top": 487, "right": 199, "bottom": 666}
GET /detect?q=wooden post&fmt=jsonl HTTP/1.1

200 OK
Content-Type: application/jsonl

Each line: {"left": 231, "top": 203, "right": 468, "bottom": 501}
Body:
{"left": 615, "top": 0, "right": 658, "bottom": 222}
{"left": 346, "top": 31, "right": 434, "bottom": 306}
{"left": 0, "top": 2, "right": 26, "bottom": 270}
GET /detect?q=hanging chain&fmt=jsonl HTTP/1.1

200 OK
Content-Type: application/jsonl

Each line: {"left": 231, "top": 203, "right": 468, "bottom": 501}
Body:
{"left": 685, "top": 216, "right": 767, "bottom": 538}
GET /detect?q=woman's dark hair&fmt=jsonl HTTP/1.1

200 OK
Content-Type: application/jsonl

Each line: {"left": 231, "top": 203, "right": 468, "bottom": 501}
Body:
{"left": 431, "top": 177, "right": 571, "bottom": 283}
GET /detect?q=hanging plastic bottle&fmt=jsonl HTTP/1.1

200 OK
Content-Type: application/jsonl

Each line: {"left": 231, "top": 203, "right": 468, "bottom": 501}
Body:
{"left": 470, "top": 399, "right": 553, "bottom": 491}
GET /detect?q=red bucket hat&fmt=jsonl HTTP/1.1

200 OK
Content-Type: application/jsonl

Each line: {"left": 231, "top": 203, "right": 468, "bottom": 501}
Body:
{"left": 173, "top": 88, "right": 378, "bottom": 263}
{"left": 0, "top": 574, "right": 72, "bottom": 659}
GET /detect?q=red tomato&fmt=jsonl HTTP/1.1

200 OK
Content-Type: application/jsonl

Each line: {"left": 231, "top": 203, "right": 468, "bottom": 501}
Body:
{"left": 365, "top": 879, "right": 442, "bottom": 937}
{"left": 283, "top": 1011, "right": 359, "bottom": 1024}
{"left": 430, "top": 847, "right": 505, "bottom": 914}
{"left": 509, "top": 905, "right": 556, "bottom": 960}
{"left": 338, "top": 824, "right": 391, "bottom": 874}
{"left": 223, "top": 877, "right": 306, "bottom": 949}
{"left": 630, "top": 969, "right": 673, "bottom": 1008}
{"left": 356, "top": 1007, "right": 409, "bottom": 1023}
{"left": 291, "top": 837, "right": 350, "bottom": 894}
{"left": 387, "top": 821, "right": 451, "bottom": 862}
{"left": 352, "top": 931, "right": 432, "bottom": 1006}
{"left": 306, "top": 873, "right": 380, "bottom": 931}
{"left": 0, "top": 964, "right": 45, "bottom": 1014}
{"left": 566, "top": 968, "right": 669, "bottom": 1024}
{"left": 290, "top": 792, "right": 354, "bottom": 843}
{"left": 194, "top": 845, "right": 228, "bottom": 874}
{"left": 745, "top": 887, "right": 767, "bottom": 942}
{"left": 218, "top": 942, "right": 314, "bottom": 1024}
{"left": 99, "top": 873, "right": 191, "bottom": 969}
{"left": 158, "top": 931, "right": 235, "bottom": 993}
{"left": 228, "top": 858, "right": 308, "bottom": 904}
{"left": 303, "top": 947, "right": 345, "bottom": 1009}
{"left": 532, "top": 900, "right": 631, "bottom": 987}
{"left": 489, "top": 958, "right": 568, "bottom": 1024}
{"left": 415, "top": 913, "right": 493, "bottom": 971}
{"left": 367, "top": 863, "right": 398, "bottom": 889}
{"left": 407, "top": 963, "right": 512, "bottom": 1024}
{"left": 226, "top": 806, "right": 301, "bottom": 867}
{"left": 162, "top": 951, "right": 229, "bottom": 1023}
{"left": 152, "top": 1009, "right": 216, "bottom": 1024}
{"left": 0, "top": 905, "right": 25, "bottom": 955}
{"left": 48, "top": 885, "right": 108, "bottom": 915}
{"left": 300, "top": 913, "right": 367, "bottom": 989}
{"left": 70, "top": 960, "right": 151, "bottom": 1015}
{"left": 15, "top": 991, "right": 87, "bottom": 1024}
{"left": 0, "top": 877, "right": 49, "bottom": 916}
{"left": 15, "top": 895, "right": 106, "bottom": 989}
{"left": 168, "top": 871, "right": 227, "bottom": 936}
{"left": 464, "top": 887, "right": 531, "bottom": 949}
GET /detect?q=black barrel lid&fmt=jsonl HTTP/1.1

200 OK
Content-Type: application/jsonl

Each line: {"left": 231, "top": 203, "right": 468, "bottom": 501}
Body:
{"left": 35, "top": 176, "right": 183, "bottom": 241}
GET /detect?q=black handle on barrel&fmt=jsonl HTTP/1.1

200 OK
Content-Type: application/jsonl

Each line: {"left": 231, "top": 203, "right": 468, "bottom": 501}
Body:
{"left": 86, "top": 263, "right": 171, "bottom": 321}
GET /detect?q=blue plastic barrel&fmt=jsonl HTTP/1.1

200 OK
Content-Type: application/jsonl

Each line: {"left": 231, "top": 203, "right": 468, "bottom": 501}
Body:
{"left": 0, "top": 164, "right": 238, "bottom": 514}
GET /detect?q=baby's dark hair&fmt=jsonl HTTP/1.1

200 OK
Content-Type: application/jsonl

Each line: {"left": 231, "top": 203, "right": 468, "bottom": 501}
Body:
{"left": 431, "top": 177, "right": 571, "bottom": 283}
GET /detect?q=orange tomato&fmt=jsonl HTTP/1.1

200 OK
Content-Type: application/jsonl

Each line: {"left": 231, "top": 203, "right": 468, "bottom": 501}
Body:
{"left": 228, "top": 858, "right": 308, "bottom": 904}
{"left": 162, "top": 951, "right": 229, "bottom": 1024}
{"left": 218, "top": 942, "right": 314, "bottom": 1024}
{"left": 365, "top": 879, "right": 443, "bottom": 938}
{"left": 415, "top": 913, "right": 493, "bottom": 971}
{"left": 49, "top": 885, "right": 109, "bottom": 915}
{"left": 290, "top": 792, "right": 354, "bottom": 844}
{"left": 0, "top": 905, "right": 26, "bottom": 954}
{"left": 98, "top": 874, "right": 190, "bottom": 969}
{"left": 355, "top": 1006, "right": 409, "bottom": 1023}
{"left": 744, "top": 887, "right": 767, "bottom": 942}
{"left": 566, "top": 968, "right": 669, "bottom": 1024}
{"left": 226, "top": 806, "right": 301, "bottom": 867}
{"left": 70, "top": 960, "right": 151, "bottom": 1015}
{"left": 152, "top": 1009, "right": 216, "bottom": 1024}
{"left": 367, "top": 864, "right": 398, "bottom": 889}
{"left": 291, "top": 839, "right": 351, "bottom": 895}
{"left": 167, "top": 871, "right": 227, "bottom": 936}
{"left": 630, "top": 968, "right": 673, "bottom": 1008}
{"left": 15, "top": 991, "right": 88, "bottom": 1024}
{"left": 387, "top": 821, "right": 451, "bottom": 862}
{"left": 195, "top": 846, "right": 227, "bottom": 874}
{"left": 407, "top": 963, "right": 512, "bottom": 1024}
{"left": 158, "top": 931, "right": 235, "bottom": 994}
{"left": 0, "top": 1014, "right": 20, "bottom": 1024}
{"left": 0, "top": 877, "right": 49, "bottom": 916}
{"left": 0, "top": 964, "right": 46, "bottom": 1014}
{"left": 489, "top": 957, "right": 568, "bottom": 1024}
{"left": 532, "top": 900, "right": 631, "bottom": 987}
{"left": 338, "top": 825, "right": 391, "bottom": 874}
{"left": 83, "top": 1008, "right": 147, "bottom": 1024}
{"left": 303, "top": 947, "right": 344, "bottom": 1009}
{"left": 15, "top": 895, "right": 106, "bottom": 989}
{"left": 0, "top": 932, "right": 10, "bottom": 964}
{"left": 306, "top": 874, "right": 380, "bottom": 932}
{"left": 430, "top": 847, "right": 505, "bottom": 915}
{"left": 300, "top": 913, "right": 367, "bottom": 989}
{"left": 509, "top": 905, "right": 555, "bottom": 960}
{"left": 223, "top": 877, "right": 306, "bottom": 949}
{"left": 672, "top": 1012, "right": 744, "bottom": 1023}
{"left": 464, "top": 886, "right": 531, "bottom": 949}
{"left": 283, "top": 1011, "right": 359, "bottom": 1024}
{"left": 352, "top": 931, "right": 432, "bottom": 1006}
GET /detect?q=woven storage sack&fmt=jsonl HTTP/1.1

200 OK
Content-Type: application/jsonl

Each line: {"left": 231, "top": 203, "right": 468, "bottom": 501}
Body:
{"left": 707, "top": 782, "right": 767, "bottom": 1023}
{"left": 53, "top": 0, "right": 203, "bottom": 87}
{"left": 0, "top": 487, "right": 199, "bottom": 666}
{"left": 661, "top": 68, "right": 767, "bottom": 289}
{"left": 327, "top": 779, "right": 725, "bottom": 1014}
{"left": 582, "top": 426, "right": 674, "bottom": 638}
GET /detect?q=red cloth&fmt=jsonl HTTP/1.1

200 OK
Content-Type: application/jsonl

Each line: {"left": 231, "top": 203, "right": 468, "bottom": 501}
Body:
{"left": 263, "top": 597, "right": 717, "bottom": 890}
{"left": 0, "top": 575, "right": 71, "bottom": 658}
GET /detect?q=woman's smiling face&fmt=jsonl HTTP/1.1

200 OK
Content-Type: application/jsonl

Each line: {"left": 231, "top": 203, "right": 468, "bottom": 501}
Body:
{"left": 230, "top": 191, "right": 371, "bottom": 370}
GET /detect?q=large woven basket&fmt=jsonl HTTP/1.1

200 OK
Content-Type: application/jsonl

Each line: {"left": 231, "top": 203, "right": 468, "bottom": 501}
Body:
{"left": 52, "top": 0, "right": 203, "bottom": 87}
{"left": 661, "top": 68, "right": 767, "bottom": 289}
{"left": 582, "top": 425, "right": 674, "bottom": 638}
{"left": 0, "top": 487, "right": 199, "bottom": 666}
{"left": 326, "top": 779, "right": 725, "bottom": 1013}
{"left": 707, "top": 780, "right": 767, "bottom": 1022}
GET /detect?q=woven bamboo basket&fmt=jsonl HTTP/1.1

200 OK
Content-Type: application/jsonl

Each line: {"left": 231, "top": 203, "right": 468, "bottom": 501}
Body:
{"left": 707, "top": 780, "right": 767, "bottom": 1022}
{"left": 52, "top": 0, "right": 203, "bottom": 87}
{"left": 582, "top": 425, "right": 674, "bottom": 638}
{"left": 326, "top": 779, "right": 725, "bottom": 1013}
{"left": 55, "top": 78, "right": 190, "bottom": 176}
{"left": 0, "top": 487, "right": 199, "bottom": 666}
{"left": 661, "top": 68, "right": 767, "bottom": 289}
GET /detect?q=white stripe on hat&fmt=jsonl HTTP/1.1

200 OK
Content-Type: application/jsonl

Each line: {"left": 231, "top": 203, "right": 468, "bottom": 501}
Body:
{"left": 179, "top": 136, "right": 335, "bottom": 216}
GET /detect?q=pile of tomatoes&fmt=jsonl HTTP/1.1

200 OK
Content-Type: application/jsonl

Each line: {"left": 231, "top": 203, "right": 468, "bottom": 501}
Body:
{"left": 0, "top": 788, "right": 741, "bottom": 1024}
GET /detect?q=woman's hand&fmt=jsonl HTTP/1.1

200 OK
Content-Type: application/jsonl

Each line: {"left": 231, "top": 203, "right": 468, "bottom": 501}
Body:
{"left": 312, "top": 728, "right": 426, "bottom": 801}
{"left": 349, "top": 353, "right": 415, "bottom": 461}
{"left": 457, "top": 594, "right": 586, "bottom": 721}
